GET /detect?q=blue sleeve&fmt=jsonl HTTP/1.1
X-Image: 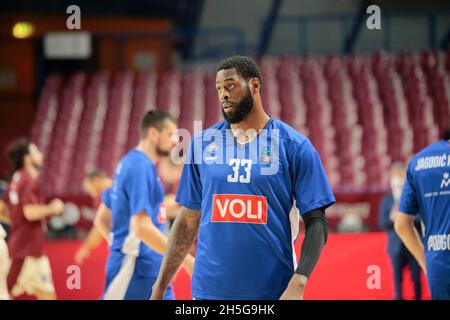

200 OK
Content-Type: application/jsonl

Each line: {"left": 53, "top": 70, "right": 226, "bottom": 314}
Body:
{"left": 101, "top": 188, "right": 112, "bottom": 209}
{"left": 399, "top": 162, "right": 419, "bottom": 215}
{"left": 175, "top": 139, "right": 202, "bottom": 210}
{"left": 126, "top": 163, "right": 158, "bottom": 217}
{"left": 292, "top": 140, "right": 336, "bottom": 215}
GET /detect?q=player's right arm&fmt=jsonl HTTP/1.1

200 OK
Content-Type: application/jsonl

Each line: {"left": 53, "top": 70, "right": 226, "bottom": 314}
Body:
{"left": 94, "top": 203, "right": 112, "bottom": 244}
{"left": 395, "top": 161, "right": 427, "bottom": 273}
{"left": 395, "top": 212, "right": 426, "bottom": 272}
{"left": 151, "top": 206, "right": 201, "bottom": 300}
{"left": 131, "top": 211, "right": 195, "bottom": 274}
{"left": 164, "top": 194, "right": 182, "bottom": 219}
{"left": 131, "top": 211, "right": 167, "bottom": 253}
{"left": 23, "top": 198, "right": 64, "bottom": 221}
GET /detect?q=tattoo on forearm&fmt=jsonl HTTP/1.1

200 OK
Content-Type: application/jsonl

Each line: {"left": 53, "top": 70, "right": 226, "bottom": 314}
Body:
{"left": 156, "top": 208, "right": 200, "bottom": 288}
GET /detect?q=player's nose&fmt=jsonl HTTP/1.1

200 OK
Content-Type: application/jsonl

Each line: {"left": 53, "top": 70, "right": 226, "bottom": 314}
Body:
{"left": 218, "top": 88, "right": 230, "bottom": 101}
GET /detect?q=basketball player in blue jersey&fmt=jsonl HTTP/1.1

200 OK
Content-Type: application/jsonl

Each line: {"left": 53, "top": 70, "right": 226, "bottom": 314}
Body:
{"left": 95, "top": 110, "right": 194, "bottom": 300}
{"left": 396, "top": 130, "right": 450, "bottom": 300}
{"left": 152, "top": 56, "right": 335, "bottom": 300}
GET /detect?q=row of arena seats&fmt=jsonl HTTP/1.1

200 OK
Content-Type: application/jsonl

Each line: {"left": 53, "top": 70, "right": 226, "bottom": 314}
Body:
{"left": 31, "top": 51, "right": 450, "bottom": 195}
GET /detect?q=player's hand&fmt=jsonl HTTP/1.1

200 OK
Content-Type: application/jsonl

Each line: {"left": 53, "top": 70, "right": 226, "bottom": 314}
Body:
{"left": 164, "top": 194, "right": 176, "bottom": 206}
{"left": 182, "top": 255, "right": 195, "bottom": 276}
{"left": 49, "top": 199, "right": 65, "bottom": 215}
{"left": 74, "top": 246, "right": 90, "bottom": 265}
{"left": 279, "top": 273, "right": 308, "bottom": 300}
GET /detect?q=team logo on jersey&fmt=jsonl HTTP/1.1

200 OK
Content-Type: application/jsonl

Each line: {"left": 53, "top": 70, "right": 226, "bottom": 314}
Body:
{"left": 441, "top": 172, "right": 450, "bottom": 188}
{"left": 211, "top": 194, "right": 267, "bottom": 224}
{"left": 157, "top": 204, "right": 167, "bottom": 224}
{"left": 205, "top": 142, "right": 218, "bottom": 161}
{"left": 260, "top": 147, "right": 272, "bottom": 164}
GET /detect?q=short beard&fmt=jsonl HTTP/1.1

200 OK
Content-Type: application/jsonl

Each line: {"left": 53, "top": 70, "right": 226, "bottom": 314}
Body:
{"left": 156, "top": 147, "right": 170, "bottom": 157}
{"left": 222, "top": 87, "right": 254, "bottom": 124}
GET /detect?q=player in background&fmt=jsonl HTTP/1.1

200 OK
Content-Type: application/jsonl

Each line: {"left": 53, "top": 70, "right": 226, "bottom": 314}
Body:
{"left": 3, "top": 139, "right": 64, "bottom": 300}
{"left": 378, "top": 162, "right": 422, "bottom": 300}
{"left": 157, "top": 155, "right": 184, "bottom": 230}
{"left": 0, "top": 199, "right": 11, "bottom": 299}
{"left": 395, "top": 130, "right": 450, "bottom": 299}
{"left": 74, "top": 170, "right": 113, "bottom": 265}
{"left": 95, "top": 110, "right": 194, "bottom": 300}
{"left": 75, "top": 165, "right": 184, "bottom": 265}
{"left": 152, "top": 56, "right": 335, "bottom": 300}
{"left": 157, "top": 154, "right": 199, "bottom": 256}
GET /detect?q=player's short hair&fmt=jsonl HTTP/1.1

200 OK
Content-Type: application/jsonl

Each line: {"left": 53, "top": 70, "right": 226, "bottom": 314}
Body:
{"left": 6, "top": 138, "right": 30, "bottom": 171}
{"left": 140, "top": 110, "right": 176, "bottom": 138}
{"left": 85, "top": 169, "right": 108, "bottom": 181}
{"left": 216, "top": 55, "right": 263, "bottom": 90}
{"left": 442, "top": 129, "right": 450, "bottom": 141}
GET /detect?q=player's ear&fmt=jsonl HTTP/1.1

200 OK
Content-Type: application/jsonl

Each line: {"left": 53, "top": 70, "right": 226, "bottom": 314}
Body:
{"left": 250, "top": 78, "right": 260, "bottom": 95}
{"left": 148, "top": 127, "right": 159, "bottom": 141}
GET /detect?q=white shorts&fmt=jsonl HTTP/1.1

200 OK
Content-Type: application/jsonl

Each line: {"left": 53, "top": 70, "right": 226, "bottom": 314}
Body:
{"left": 10, "top": 255, "right": 55, "bottom": 297}
{"left": 0, "top": 237, "right": 10, "bottom": 300}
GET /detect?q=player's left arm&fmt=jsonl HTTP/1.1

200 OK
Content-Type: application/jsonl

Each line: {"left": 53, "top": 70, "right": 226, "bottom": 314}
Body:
{"left": 281, "top": 140, "right": 335, "bottom": 300}
{"left": 280, "top": 207, "right": 328, "bottom": 300}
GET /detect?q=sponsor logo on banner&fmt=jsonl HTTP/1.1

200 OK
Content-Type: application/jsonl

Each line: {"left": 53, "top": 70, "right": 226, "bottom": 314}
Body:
{"left": 211, "top": 194, "right": 267, "bottom": 224}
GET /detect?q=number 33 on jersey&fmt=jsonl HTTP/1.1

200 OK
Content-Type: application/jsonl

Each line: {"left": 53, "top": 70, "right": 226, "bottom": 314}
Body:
{"left": 227, "top": 159, "right": 252, "bottom": 183}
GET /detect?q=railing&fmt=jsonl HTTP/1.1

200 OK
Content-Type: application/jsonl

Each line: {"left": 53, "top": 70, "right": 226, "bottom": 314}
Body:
{"left": 38, "top": 10, "right": 450, "bottom": 70}
{"left": 268, "top": 11, "right": 450, "bottom": 55}
{"left": 182, "top": 11, "right": 450, "bottom": 59}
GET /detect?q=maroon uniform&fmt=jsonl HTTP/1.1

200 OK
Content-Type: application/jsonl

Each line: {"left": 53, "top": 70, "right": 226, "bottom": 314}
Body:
{"left": 3, "top": 169, "right": 49, "bottom": 292}
{"left": 5, "top": 169, "right": 46, "bottom": 259}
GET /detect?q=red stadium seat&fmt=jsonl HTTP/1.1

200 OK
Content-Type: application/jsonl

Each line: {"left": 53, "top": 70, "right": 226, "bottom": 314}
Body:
{"left": 33, "top": 51, "right": 450, "bottom": 195}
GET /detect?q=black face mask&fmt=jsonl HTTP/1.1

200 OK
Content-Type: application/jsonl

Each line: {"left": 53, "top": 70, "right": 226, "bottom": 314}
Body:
{"left": 222, "top": 86, "right": 254, "bottom": 124}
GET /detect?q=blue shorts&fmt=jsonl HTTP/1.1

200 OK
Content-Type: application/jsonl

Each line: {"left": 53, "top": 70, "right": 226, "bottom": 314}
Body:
{"left": 103, "top": 252, "right": 174, "bottom": 300}
{"left": 429, "top": 282, "right": 450, "bottom": 300}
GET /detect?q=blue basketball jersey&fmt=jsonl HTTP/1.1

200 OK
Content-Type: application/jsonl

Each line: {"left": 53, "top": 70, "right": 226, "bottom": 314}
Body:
{"left": 103, "top": 149, "right": 167, "bottom": 277}
{"left": 176, "top": 118, "right": 335, "bottom": 299}
{"left": 399, "top": 140, "right": 450, "bottom": 285}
